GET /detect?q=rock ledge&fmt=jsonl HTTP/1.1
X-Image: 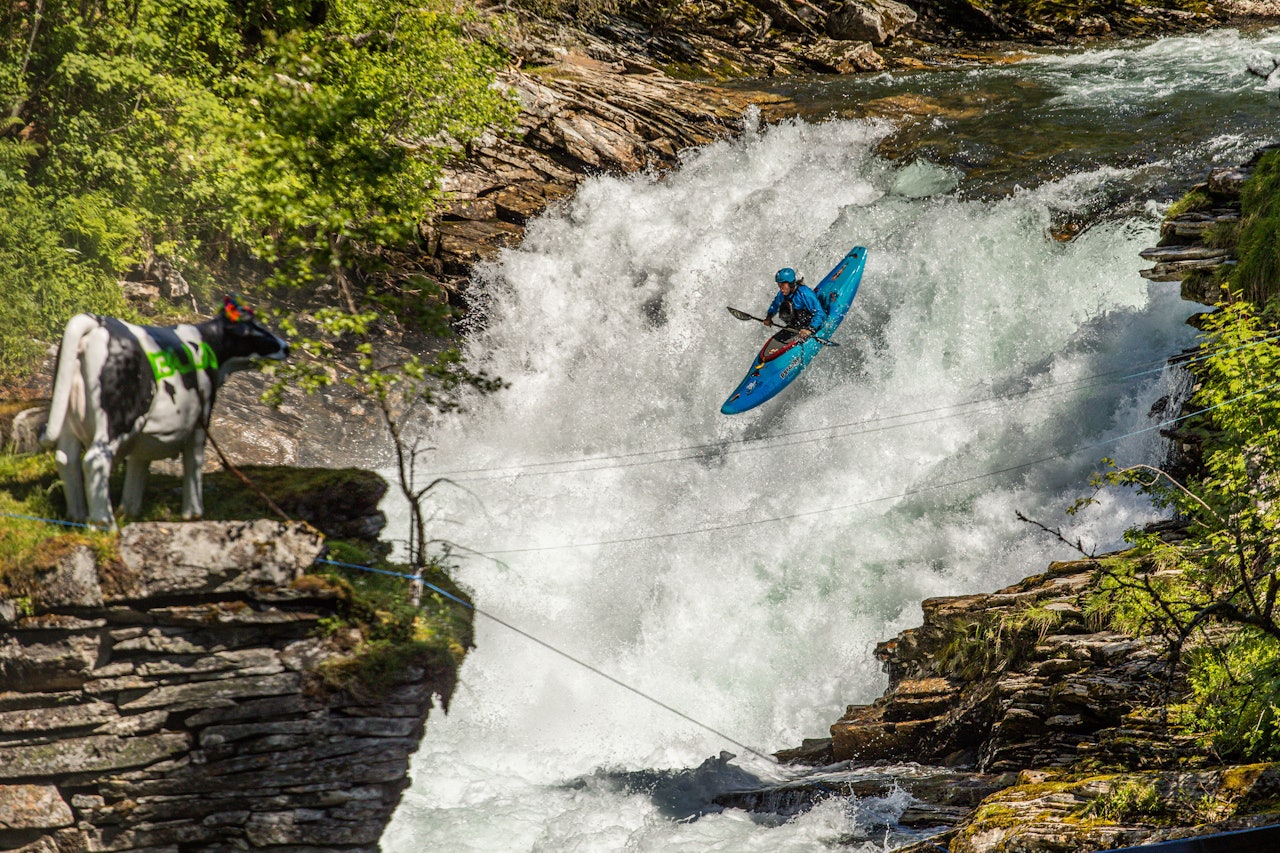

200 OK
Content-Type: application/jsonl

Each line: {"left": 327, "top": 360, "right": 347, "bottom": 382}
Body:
{"left": 0, "top": 521, "right": 457, "bottom": 852}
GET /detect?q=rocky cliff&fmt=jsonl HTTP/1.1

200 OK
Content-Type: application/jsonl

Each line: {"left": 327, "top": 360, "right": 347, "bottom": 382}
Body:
{"left": 0, "top": 520, "right": 461, "bottom": 852}
{"left": 721, "top": 556, "right": 1280, "bottom": 852}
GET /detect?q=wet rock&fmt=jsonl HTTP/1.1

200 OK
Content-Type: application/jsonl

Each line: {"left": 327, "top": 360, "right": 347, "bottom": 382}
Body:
{"left": 826, "top": 559, "right": 1179, "bottom": 772}
{"left": 827, "top": 0, "right": 919, "bottom": 43}
{"left": 714, "top": 763, "right": 1018, "bottom": 827}
{"left": 1139, "top": 244, "right": 1232, "bottom": 263}
{"left": 802, "top": 38, "right": 888, "bottom": 72}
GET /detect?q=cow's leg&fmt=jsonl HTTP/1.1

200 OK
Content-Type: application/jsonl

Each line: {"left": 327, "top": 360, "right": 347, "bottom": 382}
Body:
{"left": 121, "top": 455, "right": 150, "bottom": 517}
{"left": 81, "top": 440, "right": 117, "bottom": 530}
{"left": 55, "top": 435, "right": 88, "bottom": 522}
{"left": 181, "top": 430, "right": 206, "bottom": 520}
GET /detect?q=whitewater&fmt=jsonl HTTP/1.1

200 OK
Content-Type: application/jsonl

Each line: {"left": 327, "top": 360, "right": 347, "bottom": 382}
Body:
{"left": 383, "top": 28, "right": 1280, "bottom": 852}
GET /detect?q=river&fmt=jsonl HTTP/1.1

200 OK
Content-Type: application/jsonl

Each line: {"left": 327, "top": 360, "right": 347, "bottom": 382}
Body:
{"left": 382, "top": 27, "right": 1280, "bottom": 852}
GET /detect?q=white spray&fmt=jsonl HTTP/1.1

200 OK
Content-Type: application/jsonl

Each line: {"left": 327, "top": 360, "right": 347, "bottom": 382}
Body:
{"left": 382, "top": 110, "right": 1198, "bottom": 850}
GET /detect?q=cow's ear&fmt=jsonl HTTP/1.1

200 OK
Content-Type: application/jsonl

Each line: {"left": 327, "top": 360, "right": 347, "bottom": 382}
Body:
{"left": 221, "top": 294, "right": 254, "bottom": 323}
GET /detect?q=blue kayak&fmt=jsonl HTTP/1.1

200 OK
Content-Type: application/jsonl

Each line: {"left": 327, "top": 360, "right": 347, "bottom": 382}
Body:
{"left": 721, "top": 247, "right": 867, "bottom": 415}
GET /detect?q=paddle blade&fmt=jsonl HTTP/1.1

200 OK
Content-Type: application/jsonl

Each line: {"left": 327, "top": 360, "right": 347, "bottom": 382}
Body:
{"left": 727, "top": 307, "right": 757, "bottom": 322}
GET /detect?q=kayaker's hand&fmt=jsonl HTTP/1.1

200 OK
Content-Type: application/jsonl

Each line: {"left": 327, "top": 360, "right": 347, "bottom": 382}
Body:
{"left": 763, "top": 318, "right": 773, "bottom": 328}
{"left": 800, "top": 328, "right": 813, "bottom": 338}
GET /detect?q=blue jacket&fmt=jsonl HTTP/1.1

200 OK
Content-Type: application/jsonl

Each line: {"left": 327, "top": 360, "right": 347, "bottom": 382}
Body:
{"left": 767, "top": 284, "right": 827, "bottom": 332}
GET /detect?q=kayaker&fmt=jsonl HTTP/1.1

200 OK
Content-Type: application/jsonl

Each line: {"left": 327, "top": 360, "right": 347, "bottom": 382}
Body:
{"left": 763, "top": 267, "right": 826, "bottom": 337}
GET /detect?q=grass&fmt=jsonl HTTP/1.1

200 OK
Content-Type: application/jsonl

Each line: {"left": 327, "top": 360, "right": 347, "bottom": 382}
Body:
{"left": 0, "top": 448, "right": 474, "bottom": 701}
{"left": 1228, "top": 149, "right": 1280, "bottom": 305}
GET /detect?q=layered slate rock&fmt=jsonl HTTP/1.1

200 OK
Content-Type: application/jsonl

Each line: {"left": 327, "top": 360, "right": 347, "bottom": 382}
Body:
{"left": 422, "top": 52, "right": 763, "bottom": 290}
{"left": 1140, "top": 143, "right": 1280, "bottom": 302}
{"left": 825, "top": 559, "right": 1182, "bottom": 772}
{"left": 0, "top": 521, "right": 459, "bottom": 853}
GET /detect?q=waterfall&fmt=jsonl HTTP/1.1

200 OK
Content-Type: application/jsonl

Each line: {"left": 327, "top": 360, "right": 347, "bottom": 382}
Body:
{"left": 383, "top": 27, "right": 1280, "bottom": 849}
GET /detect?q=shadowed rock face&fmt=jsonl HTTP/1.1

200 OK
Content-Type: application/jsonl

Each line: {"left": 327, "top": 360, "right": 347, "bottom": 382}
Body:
{"left": 825, "top": 559, "right": 1182, "bottom": 772}
{"left": 0, "top": 521, "right": 464, "bottom": 853}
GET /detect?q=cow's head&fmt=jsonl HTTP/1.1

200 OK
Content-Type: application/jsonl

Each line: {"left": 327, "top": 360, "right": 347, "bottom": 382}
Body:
{"left": 214, "top": 295, "right": 290, "bottom": 373}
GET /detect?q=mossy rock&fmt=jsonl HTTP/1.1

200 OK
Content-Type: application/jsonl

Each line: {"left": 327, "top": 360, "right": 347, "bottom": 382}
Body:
{"left": 145, "top": 466, "right": 389, "bottom": 544}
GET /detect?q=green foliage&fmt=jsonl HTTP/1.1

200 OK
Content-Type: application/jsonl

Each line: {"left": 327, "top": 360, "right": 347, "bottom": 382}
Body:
{"left": 934, "top": 601, "right": 1064, "bottom": 681}
{"left": 0, "top": 0, "right": 516, "bottom": 384}
{"left": 1174, "top": 630, "right": 1280, "bottom": 759}
{"left": 226, "top": 1, "right": 516, "bottom": 295}
{"left": 1080, "top": 779, "right": 1165, "bottom": 822}
{"left": 1082, "top": 299, "right": 1280, "bottom": 759}
{"left": 0, "top": 183, "right": 130, "bottom": 372}
{"left": 1226, "top": 150, "right": 1280, "bottom": 305}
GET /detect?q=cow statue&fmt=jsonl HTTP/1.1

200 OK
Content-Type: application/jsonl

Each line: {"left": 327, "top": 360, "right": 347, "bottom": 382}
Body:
{"left": 41, "top": 295, "right": 290, "bottom": 530}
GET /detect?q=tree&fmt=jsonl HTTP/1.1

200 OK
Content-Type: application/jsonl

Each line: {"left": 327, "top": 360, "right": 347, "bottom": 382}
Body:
{"left": 0, "top": 0, "right": 515, "bottom": 383}
{"left": 266, "top": 301, "right": 506, "bottom": 597}
{"left": 1081, "top": 299, "right": 1280, "bottom": 758}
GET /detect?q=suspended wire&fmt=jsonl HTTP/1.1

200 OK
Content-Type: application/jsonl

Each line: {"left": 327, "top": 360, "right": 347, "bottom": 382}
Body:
{"left": 431, "top": 331, "right": 1280, "bottom": 483}
{"left": 478, "top": 379, "right": 1280, "bottom": 556}
{"left": 0, "top": 524, "right": 777, "bottom": 764}
{"left": 7, "top": 343, "right": 1275, "bottom": 773}
{"left": 315, "top": 557, "right": 778, "bottom": 763}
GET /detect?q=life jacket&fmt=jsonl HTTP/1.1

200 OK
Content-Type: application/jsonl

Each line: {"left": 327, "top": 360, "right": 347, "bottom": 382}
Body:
{"left": 777, "top": 295, "right": 813, "bottom": 329}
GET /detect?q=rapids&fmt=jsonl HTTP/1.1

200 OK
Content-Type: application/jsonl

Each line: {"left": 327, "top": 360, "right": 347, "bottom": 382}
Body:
{"left": 382, "top": 28, "right": 1280, "bottom": 852}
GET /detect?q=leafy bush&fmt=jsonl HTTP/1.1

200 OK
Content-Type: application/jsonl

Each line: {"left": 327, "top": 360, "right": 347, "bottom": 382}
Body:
{"left": 0, "top": 183, "right": 128, "bottom": 373}
{"left": 0, "top": 0, "right": 516, "bottom": 384}
{"left": 1084, "top": 299, "right": 1280, "bottom": 759}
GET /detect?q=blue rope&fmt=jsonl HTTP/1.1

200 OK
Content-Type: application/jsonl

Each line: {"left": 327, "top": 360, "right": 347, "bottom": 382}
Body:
{"left": 0, "top": 511, "right": 92, "bottom": 529}
{"left": 314, "top": 557, "right": 473, "bottom": 610}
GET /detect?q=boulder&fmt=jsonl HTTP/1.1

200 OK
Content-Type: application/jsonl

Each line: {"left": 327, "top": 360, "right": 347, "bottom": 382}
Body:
{"left": 827, "top": 0, "right": 918, "bottom": 44}
{"left": 110, "top": 520, "right": 325, "bottom": 601}
{"left": 802, "top": 39, "right": 887, "bottom": 73}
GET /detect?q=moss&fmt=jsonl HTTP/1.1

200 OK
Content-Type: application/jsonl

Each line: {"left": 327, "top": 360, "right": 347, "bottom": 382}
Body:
{"left": 291, "top": 573, "right": 352, "bottom": 601}
{"left": 314, "top": 636, "right": 462, "bottom": 702}
{"left": 1, "top": 449, "right": 473, "bottom": 707}
{"left": 1225, "top": 149, "right": 1280, "bottom": 305}
{"left": 1165, "top": 189, "right": 1213, "bottom": 220}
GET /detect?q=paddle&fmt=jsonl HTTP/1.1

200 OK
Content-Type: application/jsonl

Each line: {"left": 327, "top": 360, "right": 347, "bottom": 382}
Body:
{"left": 726, "top": 306, "right": 839, "bottom": 346}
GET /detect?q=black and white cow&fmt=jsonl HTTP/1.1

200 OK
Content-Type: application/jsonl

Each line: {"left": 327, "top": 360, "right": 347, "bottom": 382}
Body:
{"left": 41, "top": 296, "right": 289, "bottom": 530}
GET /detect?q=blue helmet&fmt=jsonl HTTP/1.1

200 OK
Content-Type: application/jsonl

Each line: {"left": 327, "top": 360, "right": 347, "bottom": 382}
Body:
{"left": 775, "top": 267, "right": 797, "bottom": 284}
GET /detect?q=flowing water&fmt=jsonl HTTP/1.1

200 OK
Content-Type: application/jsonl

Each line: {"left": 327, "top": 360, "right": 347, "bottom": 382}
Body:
{"left": 382, "top": 28, "right": 1280, "bottom": 852}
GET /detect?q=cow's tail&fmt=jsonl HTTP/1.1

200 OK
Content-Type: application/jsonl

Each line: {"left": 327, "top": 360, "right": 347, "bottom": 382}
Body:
{"left": 41, "top": 313, "right": 101, "bottom": 448}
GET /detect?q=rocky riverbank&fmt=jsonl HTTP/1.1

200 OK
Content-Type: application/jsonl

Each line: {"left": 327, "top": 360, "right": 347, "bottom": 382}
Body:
{"left": 719, "top": 147, "right": 1280, "bottom": 851}
{"left": 5, "top": 7, "right": 1280, "bottom": 853}
{"left": 0, "top": 519, "right": 463, "bottom": 852}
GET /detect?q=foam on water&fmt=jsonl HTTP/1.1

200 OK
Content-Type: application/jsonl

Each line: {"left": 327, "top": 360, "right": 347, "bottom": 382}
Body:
{"left": 381, "top": 103, "right": 1205, "bottom": 849}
